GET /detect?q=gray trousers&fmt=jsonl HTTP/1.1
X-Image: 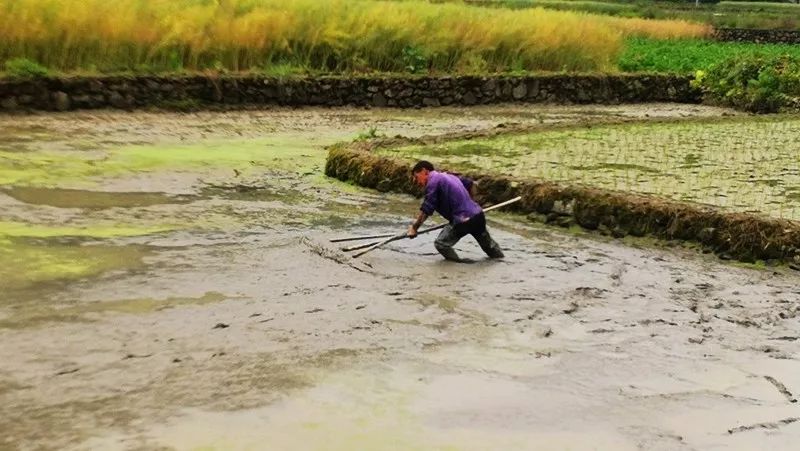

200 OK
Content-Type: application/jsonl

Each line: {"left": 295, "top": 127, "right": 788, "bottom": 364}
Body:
{"left": 434, "top": 213, "right": 504, "bottom": 261}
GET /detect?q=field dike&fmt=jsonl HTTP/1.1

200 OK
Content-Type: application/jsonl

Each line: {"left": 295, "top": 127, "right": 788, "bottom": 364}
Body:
{"left": 325, "top": 125, "right": 800, "bottom": 265}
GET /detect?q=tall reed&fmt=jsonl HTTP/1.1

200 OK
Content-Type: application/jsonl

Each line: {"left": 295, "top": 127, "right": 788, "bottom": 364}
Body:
{"left": 0, "top": 0, "right": 711, "bottom": 74}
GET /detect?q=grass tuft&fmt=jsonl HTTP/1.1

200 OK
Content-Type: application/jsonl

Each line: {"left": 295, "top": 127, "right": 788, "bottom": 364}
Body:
{"left": 4, "top": 57, "right": 49, "bottom": 78}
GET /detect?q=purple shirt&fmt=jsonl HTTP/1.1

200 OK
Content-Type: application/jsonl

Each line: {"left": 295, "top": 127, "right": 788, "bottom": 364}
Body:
{"left": 420, "top": 171, "right": 482, "bottom": 224}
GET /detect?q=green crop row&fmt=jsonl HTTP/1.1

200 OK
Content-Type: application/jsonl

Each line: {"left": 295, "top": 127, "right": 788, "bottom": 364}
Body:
{"left": 619, "top": 37, "right": 800, "bottom": 73}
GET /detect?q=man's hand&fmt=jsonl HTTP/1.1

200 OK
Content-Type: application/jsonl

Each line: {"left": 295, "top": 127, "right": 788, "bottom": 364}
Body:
{"left": 408, "top": 211, "right": 427, "bottom": 239}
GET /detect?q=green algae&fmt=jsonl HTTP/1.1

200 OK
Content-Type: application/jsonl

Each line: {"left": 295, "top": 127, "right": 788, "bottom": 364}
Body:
{"left": 377, "top": 116, "right": 800, "bottom": 221}
{"left": 0, "top": 238, "right": 149, "bottom": 293}
{"left": 0, "top": 149, "right": 99, "bottom": 186}
{"left": 0, "top": 211, "right": 171, "bottom": 293}
{"left": 0, "top": 136, "right": 325, "bottom": 189}
{"left": 0, "top": 221, "right": 173, "bottom": 239}
{"left": 112, "top": 136, "right": 330, "bottom": 176}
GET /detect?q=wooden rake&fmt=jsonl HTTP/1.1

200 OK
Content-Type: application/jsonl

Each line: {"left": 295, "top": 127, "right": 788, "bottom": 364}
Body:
{"left": 332, "top": 196, "right": 522, "bottom": 258}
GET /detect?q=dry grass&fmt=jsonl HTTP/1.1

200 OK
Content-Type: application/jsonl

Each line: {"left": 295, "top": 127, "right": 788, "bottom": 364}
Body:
{"left": 600, "top": 16, "right": 710, "bottom": 40}
{"left": 0, "top": 0, "right": 711, "bottom": 74}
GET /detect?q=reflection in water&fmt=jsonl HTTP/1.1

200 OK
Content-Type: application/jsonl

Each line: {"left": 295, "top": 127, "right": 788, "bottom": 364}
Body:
{"left": 108, "top": 353, "right": 633, "bottom": 451}
{"left": 0, "top": 291, "right": 227, "bottom": 329}
{"left": 3, "top": 186, "right": 192, "bottom": 209}
{"left": 0, "top": 239, "right": 150, "bottom": 294}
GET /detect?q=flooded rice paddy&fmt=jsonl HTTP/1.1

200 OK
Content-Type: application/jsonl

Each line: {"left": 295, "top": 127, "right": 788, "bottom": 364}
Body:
{"left": 1, "top": 104, "right": 799, "bottom": 450}
{"left": 379, "top": 116, "right": 800, "bottom": 220}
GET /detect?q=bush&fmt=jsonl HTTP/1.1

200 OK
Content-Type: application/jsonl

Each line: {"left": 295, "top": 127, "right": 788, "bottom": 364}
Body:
{"left": 4, "top": 58, "right": 49, "bottom": 78}
{"left": 401, "top": 46, "right": 428, "bottom": 74}
{"left": 697, "top": 53, "right": 800, "bottom": 113}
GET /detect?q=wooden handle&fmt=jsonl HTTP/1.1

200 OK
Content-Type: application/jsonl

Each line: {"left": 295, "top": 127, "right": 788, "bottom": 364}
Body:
{"left": 349, "top": 196, "right": 522, "bottom": 258}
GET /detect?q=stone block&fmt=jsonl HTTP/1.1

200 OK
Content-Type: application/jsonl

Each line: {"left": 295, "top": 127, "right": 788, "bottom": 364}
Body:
{"left": 52, "top": 91, "right": 70, "bottom": 111}
{"left": 512, "top": 83, "right": 527, "bottom": 100}
{"left": 1, "top": 97, "right": 18, "bottom": 110}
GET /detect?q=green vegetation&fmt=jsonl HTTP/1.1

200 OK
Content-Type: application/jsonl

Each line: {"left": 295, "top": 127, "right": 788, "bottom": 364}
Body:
{"left": 619, "top": 37, "right": 800, "bottom": 73}
{"left": 355, "top": 127, "right": 386, "bottom": 141}
{"left": 4, "top": 57, "right": 49, "bottom": 78}
{"left": 376, "top": 117, "right": 800, "bottom": 220}
{"left": 696, "top": 53, "right": 800, "bottom": 112}
{"left": 0, "top": 0, "right": 796, "bottom": 80}
{"left": 260, "top": 63, "right": 310, "bottom": 78}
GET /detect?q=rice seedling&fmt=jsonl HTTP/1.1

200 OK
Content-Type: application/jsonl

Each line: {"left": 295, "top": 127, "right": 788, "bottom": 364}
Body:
{"left": 377, "top": 116, "right": 800, "bottom": 220}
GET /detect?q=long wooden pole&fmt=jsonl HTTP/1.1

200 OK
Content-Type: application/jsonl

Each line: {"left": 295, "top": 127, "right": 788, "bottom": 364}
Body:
{"left": 350, "top": 233, "right": 408, "bottom": 258}
{"left": 330, "top": 233, "right": 395, "bottom": 243}
{"left": 341, "top": 222, "right": 447, "bottom": 252}
{"left": 350, "top": 196, "right": 521, "bottom": 258}
{"left": 332, "top": 221, "right": 451, "bottom": 244}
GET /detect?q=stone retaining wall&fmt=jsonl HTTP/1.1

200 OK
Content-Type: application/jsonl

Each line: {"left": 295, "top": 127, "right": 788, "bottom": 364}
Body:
{"left": 0, "top": 74, "right": 698, "bottom": 112}
{"left": 714, "top": 27, "right": 800, "bottom": 44}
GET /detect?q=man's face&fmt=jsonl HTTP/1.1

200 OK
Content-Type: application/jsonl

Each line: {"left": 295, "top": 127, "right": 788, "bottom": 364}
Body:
{"left": 413, "top": 169, "right": 430, "bottom": 187}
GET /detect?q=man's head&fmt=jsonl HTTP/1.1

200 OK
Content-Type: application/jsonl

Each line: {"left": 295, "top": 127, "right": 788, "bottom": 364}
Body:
{"left": 411, "top": 160, "right": 434, "bottom": 187}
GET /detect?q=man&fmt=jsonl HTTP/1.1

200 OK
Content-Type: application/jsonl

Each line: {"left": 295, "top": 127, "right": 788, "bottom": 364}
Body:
{"left": 407, "top": 160, "right": 504, "bottom": 262}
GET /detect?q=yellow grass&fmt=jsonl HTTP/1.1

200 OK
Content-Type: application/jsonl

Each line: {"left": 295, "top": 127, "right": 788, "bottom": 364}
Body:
{"left": 601, "top": 16, "right": 711, "bottom": 40}
{"left": 0, "top": 0, "right": 712, "bottom": 74}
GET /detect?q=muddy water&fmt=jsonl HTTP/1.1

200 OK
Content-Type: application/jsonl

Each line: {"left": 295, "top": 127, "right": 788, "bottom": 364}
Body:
{"left": 0, "top": 104, "right": 798, "bottom": 451}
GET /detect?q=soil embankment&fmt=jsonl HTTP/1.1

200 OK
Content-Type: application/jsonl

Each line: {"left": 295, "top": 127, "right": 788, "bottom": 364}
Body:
{"left": 713, "top": 28, "right": 800, "bottom": 45}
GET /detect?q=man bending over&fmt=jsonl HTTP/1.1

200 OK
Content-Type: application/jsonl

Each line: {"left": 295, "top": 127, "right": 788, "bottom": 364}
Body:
{"left": 407, "top": 160, "right": 504, "bottom": 262}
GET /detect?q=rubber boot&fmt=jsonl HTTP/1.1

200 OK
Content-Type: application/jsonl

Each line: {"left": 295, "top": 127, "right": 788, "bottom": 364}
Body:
{"left": 434, "top": 240, "right": 462, "bottom": 262}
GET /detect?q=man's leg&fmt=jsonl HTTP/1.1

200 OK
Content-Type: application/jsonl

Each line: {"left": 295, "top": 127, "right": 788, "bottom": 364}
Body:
{"left": 434, "top": 224, "right": 467, "bottom": 261}
{"left": 468, "top": 213, "right": 504, "bottom": 259}
{"left": 475, "top": 229, "right": 504, "bottom": 259}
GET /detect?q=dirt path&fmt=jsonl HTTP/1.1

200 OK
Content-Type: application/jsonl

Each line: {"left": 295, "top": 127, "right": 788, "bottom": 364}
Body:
{"left": 1, "top": 104, "right": 798, "bottom": 450}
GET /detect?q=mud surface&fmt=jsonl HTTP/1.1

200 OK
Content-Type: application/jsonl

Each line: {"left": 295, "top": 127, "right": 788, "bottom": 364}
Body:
{"left": 1, "top": 104, "right": 798, "bottom": 450}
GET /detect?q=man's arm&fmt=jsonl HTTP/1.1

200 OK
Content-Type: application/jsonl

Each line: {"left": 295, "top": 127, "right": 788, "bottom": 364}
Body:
{"left": 408, "top": 211, "right": 428, "bottom": 238}
{"left": 410, "top": 177, "right": 438, "bottom": 237}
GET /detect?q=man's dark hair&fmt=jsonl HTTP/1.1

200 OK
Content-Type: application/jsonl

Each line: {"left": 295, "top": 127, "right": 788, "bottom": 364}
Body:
{"left": 411, "top": 160, "right": 434, "bottom": 174}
